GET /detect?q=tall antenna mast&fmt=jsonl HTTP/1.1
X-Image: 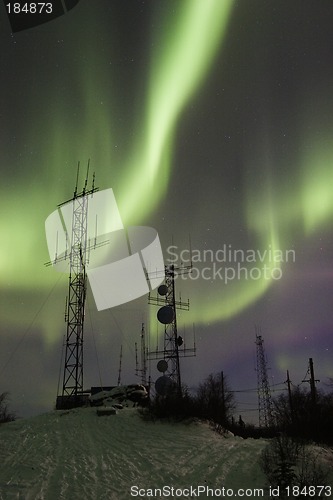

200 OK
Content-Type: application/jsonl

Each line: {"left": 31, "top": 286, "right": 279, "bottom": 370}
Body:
{"left": 140, "top": 323, "right": 147, "bottom": 385}
{"left": 148, "top": 263, "right": 196, "bottom": 396}
{"left": 255, "top": 326, "right": 274, "bottom": 428}
{"left": 135, "top": 324, "right": 148, "bottom": 385}
{"left": 56, "top": 164, "right": 98, "bottom": 410}
{"left": 117, "top": 345, "right": 123, "bottom": 386}
{"left": 74, "top": 161, "right": 80, "bottom": 197}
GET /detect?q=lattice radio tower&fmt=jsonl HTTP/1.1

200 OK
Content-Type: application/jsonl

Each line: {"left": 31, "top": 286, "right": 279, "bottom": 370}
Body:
{"left": 255, "top": 327, "right": 274, "bottom": 427}
{"left": 55, "top": 164, "right": 98, "bottom": 409}
{"left": 148, "top": 264, "right": 196, "bottom": 396}
{"left": 135, "top": 323, "right": 148, "bottom": 386}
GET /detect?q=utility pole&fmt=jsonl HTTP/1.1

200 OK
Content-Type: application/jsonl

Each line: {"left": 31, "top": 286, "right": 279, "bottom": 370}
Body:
{"left": 221, "top": 371, "right": 226, "bottom": 425}
{"left": 303, "top": 357, "right": 319, "bottom": 406}
{"left": 286, "top": 370, "right": 294, "bottom": 424}
{"left": 309, "top": 358, "right": 318, "bottom": 405}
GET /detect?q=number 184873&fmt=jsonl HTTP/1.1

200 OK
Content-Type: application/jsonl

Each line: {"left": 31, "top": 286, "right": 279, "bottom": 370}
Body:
{"left": 6, "top": 3, "right": 53, "bottom": 14}
{"left": 285, "top": 485, "right": 331, "bottom": 497}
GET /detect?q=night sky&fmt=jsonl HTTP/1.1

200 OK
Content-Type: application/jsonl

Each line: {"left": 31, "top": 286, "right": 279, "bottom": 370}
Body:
{"left": 1, "top": 0, "right": 333, "bottom": 422}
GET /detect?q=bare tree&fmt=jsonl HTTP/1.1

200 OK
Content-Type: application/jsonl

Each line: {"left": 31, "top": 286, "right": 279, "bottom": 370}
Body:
{"left": 196, "top": 372, "right": 235, "bottom": 425}
{"left": 273, "top": 386, "right": 333, "bottom": 444}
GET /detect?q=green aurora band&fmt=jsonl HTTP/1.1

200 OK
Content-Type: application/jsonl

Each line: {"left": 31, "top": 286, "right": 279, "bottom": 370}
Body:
{"left": 117, "top": 0, "right": 234, "bottom": 224}
{"left": 3, "top": 1, "right": 333, "bottom": 339}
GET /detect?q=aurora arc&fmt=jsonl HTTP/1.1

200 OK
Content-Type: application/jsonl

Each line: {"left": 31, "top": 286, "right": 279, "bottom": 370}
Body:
{"left": 116, "top": 0, "right": 295, "bottom": 325}
{"left": 3, "top": 1, "right": 332, "bottom": 328}
{"left": 117, "top": 0, "right": 234, "bottom": 224}
{"left": 47, "top": 0, "right": 331, "bottom": 326}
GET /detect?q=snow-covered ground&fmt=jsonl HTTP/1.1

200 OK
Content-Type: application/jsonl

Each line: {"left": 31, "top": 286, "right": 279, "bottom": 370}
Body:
{"left": 0, "top": 407, "right": 332, "bottom": 499}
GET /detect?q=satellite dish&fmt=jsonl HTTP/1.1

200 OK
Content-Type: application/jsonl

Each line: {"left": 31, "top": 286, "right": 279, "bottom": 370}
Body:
{"left": 157, "top": 306, "right": 174, "bottom": 324}
{"left": 158, "top": 284, "right": 168, "bottom": 296}
{"left": 157, "top": 359, "right": 168, "bottom": 373}
{"left": 177, "top": 336, "right": 183, "bottom": 346}
{"left": 155, "top": 375, "right": 173, "bottom": 396}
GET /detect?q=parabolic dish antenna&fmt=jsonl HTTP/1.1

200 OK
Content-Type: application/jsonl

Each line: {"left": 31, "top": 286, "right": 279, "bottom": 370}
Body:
{"left": 157, "top": 305, "right": 174, "bottom": 324}
{"left": 157, "top": 359, "right": 168, "bottom": 373}
{"left": 158, "top": 284, "right": 168, "bottom": 296}
{"left": 155, "top": 375, "right": 173, "bottom": 396}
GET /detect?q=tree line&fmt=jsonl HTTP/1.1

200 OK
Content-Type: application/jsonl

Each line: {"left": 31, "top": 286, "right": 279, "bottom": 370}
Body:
{"left": 143, "top": 373, "right": 333, "bottom": 445}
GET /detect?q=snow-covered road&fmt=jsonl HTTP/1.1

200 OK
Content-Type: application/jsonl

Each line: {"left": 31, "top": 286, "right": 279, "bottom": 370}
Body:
{"left": 0, "top": 407, "right": 331, "bottom": 499}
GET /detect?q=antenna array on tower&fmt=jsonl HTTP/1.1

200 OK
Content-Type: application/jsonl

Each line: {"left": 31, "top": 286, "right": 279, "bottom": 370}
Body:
{"left": 148, "top": 263, "right": 196, "bottom": 396}
{"left": 55, "top": 164, "right": 98, "bottom": 410}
